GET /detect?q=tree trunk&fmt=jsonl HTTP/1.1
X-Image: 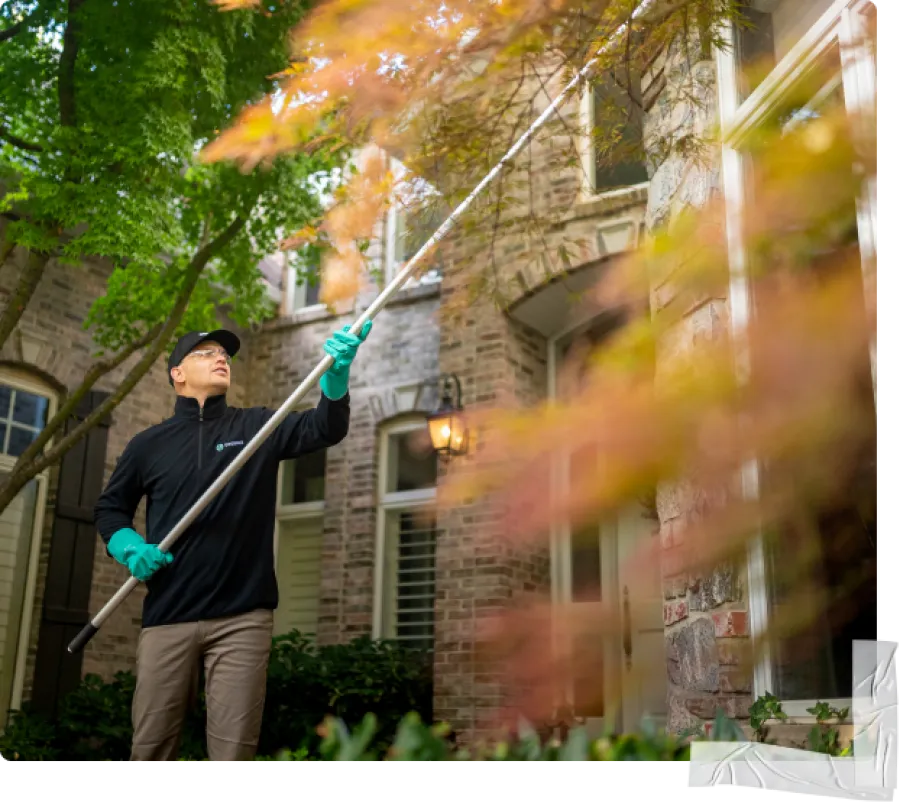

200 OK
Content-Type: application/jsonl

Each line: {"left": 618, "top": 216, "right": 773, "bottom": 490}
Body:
{"left": 0, "top": 248, "right": 51, "bottom": 351}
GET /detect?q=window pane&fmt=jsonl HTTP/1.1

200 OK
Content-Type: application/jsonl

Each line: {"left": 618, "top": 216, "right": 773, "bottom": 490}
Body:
{"left": 393, "top": 510, "right": 437, "bottom": 652}
{"left": 12, "top": 391, "right": 48, "bottom": 429}
{"left": 592, "top": 70, "right": 647, "bottom": 193}
{"left": 765, "top": 448, "right": 876, "bottom": 700}
{"left": 743, "top": 37, "right": 877, "bottom": 701}
{"left": 0, "top": 386, "right": 11, "bottom": 419}
{"left": 0, "top": 424, "right": 6, "bottom": 453}
{"left": 305, "top": 278, "right": 320, "bottom": 307}
{"left": 736, "top": 0, "right": 836, "bottom": 103}
{"left": 572, "top": 627, "right": 605, "bottom": 718}
{"left": 273, "top": 517, "right": 323, "bottom": 637}
{"left": 281, "top": 450, "right": 327, "bottom": 505}
{"left": 396, "top": 202, "right": 447, "bottom": 275}
{"left": 571, "top": 522, "right": 601, "bottom": 603}
{"left": 6, "top": 426, "right": 37, "bottom": 458}
{"left": 567, "top": 445, "right": 602, "bottom": 602}
{"left": 386, "top": 429, "right": 437, "bottom": 493}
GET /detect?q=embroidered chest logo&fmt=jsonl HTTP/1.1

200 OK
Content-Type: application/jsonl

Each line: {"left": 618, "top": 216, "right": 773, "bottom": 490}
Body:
{"left": 216, "top": 440, "right": 245, "bottom": 452}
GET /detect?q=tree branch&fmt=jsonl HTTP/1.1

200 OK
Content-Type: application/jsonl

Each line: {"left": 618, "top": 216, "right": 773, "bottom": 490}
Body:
{"left": 58, "top": 0, "right": 84, "bottom": 128}
{"left": 0, "top": 248, "right": 51, "bottom": 351}
{"left": 0, "top": 211, "right": 249, "bottom": 514}
{"left": 0, "top": 232, "right": 15, "bottom": 267}
{"left": 0, "top": 123, "right": 43, "bottom": 153}
{"left": 9, "top": 321, "right": 164, "bottom": 472}
{"left": 0, "top": 7, "right": 39, "bottom": 43}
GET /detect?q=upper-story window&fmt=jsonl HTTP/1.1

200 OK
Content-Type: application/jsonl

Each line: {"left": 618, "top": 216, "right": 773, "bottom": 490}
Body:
{"left": 383, "top": 158, "right": 446, "bottom": 287}
{"left": 582, "top": 66, "right": 649, "bottom": 198}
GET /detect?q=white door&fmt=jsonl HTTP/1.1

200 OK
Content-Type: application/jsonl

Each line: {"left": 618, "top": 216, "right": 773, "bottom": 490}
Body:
{"left": 551, "top": 317, "right": 667, "bottom": 736}
{"left": 558, "top": 500, "right": 667, "bottom": 737}
{"left": 615, "top": 501, "right": 667, "bottom": 733}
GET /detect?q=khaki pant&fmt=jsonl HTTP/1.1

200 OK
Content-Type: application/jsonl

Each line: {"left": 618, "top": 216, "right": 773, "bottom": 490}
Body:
{"left": 131, "top": 608, "right": 273, "bottom": 761}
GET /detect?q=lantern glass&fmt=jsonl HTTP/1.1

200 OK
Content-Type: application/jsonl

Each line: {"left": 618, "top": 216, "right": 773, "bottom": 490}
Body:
{"left": 427, "top": 410, "right": 467, "bottom": 455}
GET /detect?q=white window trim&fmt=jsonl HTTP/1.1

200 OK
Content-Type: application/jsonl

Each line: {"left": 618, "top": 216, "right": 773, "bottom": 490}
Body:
{"left": 280, "top": 252, "right": 327, "bottom": 318}
{"left": 273, "top": 405, "right": 327, "bottom": 556}
{"left": 577, "top": 81, "right": 651, "bottom": 204}
{"left": 382, "top": 158, "right": 444, "bottom": 290}
{"left": 546, "top": 310, "right": 626, "bottom": 730}
{"left": 372, "top": 417, "right": 437, "bottom": 641}
{"left": 715, "top": 0, "right": 876, "bottom": 714}
{"left": 0, "top": 369, "right": 57, "bottom": 717}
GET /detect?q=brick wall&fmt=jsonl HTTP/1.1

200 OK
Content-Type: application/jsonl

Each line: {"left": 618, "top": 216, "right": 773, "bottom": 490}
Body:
{"left": 241, "top": 281, "right": 442, "bottom": 645}
{"left": 431, "top": 234, "right": 556, "bottom": 738}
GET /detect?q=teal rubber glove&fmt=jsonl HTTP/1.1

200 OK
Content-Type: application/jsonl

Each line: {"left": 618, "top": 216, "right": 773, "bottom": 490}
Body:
{"left": 107, "top": 528, "right": 172, "bottom": 582}
{"left": 319, "top": 320, "right": 372, "bottom": 401}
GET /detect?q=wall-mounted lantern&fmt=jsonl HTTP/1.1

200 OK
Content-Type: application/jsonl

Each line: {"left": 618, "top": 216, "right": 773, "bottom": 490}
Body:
{"left": 426, "top": 374, "right": 468, "bottom": 458}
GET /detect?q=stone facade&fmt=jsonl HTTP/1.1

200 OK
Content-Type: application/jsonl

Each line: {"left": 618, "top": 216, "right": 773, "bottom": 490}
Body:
{"left": 641, "top": 35, "right": 754, "bottom": 734}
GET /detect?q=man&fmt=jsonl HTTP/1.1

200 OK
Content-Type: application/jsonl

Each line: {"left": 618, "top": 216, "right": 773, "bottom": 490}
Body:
{"left": 93, "top": 320, "right": 372, "bottom": 760}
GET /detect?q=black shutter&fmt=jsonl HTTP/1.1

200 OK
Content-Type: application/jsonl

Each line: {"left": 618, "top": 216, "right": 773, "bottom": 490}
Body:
{"left": 30, "top": 391, "right": 111, "bottom": 718}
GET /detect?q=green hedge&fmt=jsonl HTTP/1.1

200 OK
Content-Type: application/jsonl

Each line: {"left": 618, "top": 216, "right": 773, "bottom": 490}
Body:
{"left": 257, "top": 713, "right": 694, "bottom": 760}
{"left": 0, "top": 633, "right": 433, "bottom": 761}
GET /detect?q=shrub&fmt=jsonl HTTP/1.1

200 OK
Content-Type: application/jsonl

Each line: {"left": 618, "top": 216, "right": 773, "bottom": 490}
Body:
{"left": 0, "top": 633, "right": 432, "bottom": 761}
{"left": 259, "top": 632, "right": 433, "bottom": 757}
{"left": 262, "top": 713, "right": 693, "bottom": 761}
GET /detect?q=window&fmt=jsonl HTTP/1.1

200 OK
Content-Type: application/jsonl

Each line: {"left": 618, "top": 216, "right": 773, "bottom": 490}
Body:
{"left": 582, "top": 68, "right": 649, "bottom": 197}
{"left": 718, "top": 0, "right": 876, "bottom": 712}
{"left": 280, "top": 252, "right": 323, "bottom": 315}
{"left": 735, "top": 0, "right": 837, "bottom": 102}
{"left": 383, "top": 159, "right": 445, "bottom": 287}
{"left": 273, "top": 441, "right": 327, "bottom": 638}
{"left": 0, "top": 372, "right": 55, "bottom": 729}
{"left": 374, "top": 420, "right": 438, "bottom": 652}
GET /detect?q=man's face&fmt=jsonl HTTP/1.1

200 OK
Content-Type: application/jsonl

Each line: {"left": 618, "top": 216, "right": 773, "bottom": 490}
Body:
{"left": 171, "top": 339, "right": 231, "bottom": 395}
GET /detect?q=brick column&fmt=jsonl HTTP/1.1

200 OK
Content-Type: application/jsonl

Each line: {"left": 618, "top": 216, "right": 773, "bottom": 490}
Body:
{"left": 644, "top": 38, "right": 755, "bottom": 734}
{"left": 433, "top": 272, "right": 551, "bottom": 741}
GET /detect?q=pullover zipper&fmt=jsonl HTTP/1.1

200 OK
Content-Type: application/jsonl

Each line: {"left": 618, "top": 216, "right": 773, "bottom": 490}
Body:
{"left": 198, "top": 406, "right": 204, "bottom": 470}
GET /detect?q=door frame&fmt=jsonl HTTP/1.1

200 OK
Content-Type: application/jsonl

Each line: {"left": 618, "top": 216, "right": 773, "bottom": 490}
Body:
{"left": 547, "top": 310, "right": 628, "bottom": 734}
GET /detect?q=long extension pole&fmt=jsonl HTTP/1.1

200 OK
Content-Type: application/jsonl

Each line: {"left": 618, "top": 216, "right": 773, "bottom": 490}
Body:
{"left": 68, "top": 0, "right": 656, "bottom": 653}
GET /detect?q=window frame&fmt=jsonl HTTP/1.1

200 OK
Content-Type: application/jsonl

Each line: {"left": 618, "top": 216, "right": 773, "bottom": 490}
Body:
{"left": 547, "top": 311, "right": 629, "bottom": 730}
{"left": 372, "top": 417, "right": 438, "bottom": 645}
{"left": 382, "top": 157, "right": 445, "bottom": 290}
{"left": 0, "top": 368, "right": 57, "bottom": 723}
{"left": 280, "top": 251, "right": 327, "bottom": 317}
{"left": 577, "top": 78, "right": 651, "bottom": 203}
{"left": 715, "top": 0, "right": 876, "bottom": 720}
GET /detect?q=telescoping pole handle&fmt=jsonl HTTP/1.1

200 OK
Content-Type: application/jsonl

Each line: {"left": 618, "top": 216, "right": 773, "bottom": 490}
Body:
{"left": 68, "top": 0, "right": 656, "bottom": 654}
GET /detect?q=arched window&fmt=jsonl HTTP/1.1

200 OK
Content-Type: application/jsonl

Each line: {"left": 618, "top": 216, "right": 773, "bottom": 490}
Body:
{"left": 373, "top": 417, "right": 438, "bottom": 651}
{"left": 0, "top": 368, "right": 57, "bottom": 728}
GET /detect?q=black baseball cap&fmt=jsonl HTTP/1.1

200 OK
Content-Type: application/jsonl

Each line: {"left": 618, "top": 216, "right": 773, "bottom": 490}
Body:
{"left": 167, "top": 329, "right": 241, "bottom": 385}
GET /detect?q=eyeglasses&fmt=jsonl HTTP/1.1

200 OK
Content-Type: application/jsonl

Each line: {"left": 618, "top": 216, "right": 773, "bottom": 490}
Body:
{"left": 185, "top": 348, "right": 232, "bottom": 364}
